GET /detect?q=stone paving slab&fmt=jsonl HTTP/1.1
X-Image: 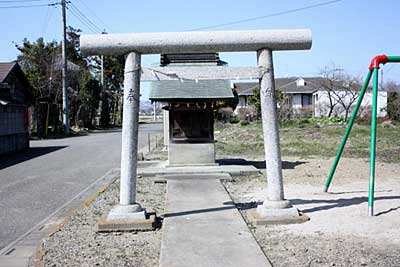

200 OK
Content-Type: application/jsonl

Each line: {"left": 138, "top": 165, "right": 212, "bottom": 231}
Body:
{"left": 156, "top": 173, "right": 232, "bottom": 182}
{"left": 159, "top": 175, "right": 271, "bottom": 267}
{"left": 138, "top": 163, "right": 260, "bottom": 177}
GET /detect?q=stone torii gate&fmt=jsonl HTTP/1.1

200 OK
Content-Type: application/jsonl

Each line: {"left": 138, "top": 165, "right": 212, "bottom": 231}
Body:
{"left": 80, "top": 29, "right": 312, "bottom": 224}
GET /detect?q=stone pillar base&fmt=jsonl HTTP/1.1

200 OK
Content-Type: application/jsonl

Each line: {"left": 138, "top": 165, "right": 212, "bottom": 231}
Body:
{"left": 248, "top": 200, "right": 309, "bottom": 225}
{"left": 107, "top": 204, "right": 146, "bottom": 221}
{"left": 256, "top": 204, "right": 299, "bottom": 217}
{"left": 97, "top": 204, "right": 156, "bottom": 232}
{"left": 260, "top": 199, "right": 291, "bottom": 210}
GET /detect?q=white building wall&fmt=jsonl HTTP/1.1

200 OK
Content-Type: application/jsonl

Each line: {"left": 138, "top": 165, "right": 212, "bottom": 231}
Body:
{"left": 314, "top": 90, "right": 387, "bottom": 118}
{"left": 235, "top": 95, "right": 250, "bottom": 115}
{"left": 237, "top": 95, "right": 247, "bottom": 108}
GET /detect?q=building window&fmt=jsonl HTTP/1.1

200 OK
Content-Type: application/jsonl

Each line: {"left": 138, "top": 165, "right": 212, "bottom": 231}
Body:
{"left": 301, "top": 94, "right": 312, "bottom": 107}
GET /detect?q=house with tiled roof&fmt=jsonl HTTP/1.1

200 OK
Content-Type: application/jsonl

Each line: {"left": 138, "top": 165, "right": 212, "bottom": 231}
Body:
{"left": 0, "top": 61, "right": 34, "bottom": 155}
{"left": 233, "top": 77, "right": 388, "bottom": 118}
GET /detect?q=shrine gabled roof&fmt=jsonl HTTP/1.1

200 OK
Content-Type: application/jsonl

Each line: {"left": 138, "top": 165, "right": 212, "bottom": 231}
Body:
{"left": 150, "top": 79, "right": 234, "bottom": 101}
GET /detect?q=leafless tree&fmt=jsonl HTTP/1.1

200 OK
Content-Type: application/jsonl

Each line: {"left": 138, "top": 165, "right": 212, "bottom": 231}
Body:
{"left": 332, "top": 76, "right": 362, "bottom": 121}
{"left": 319, "top": 64, "right": 361, "bottom": 121}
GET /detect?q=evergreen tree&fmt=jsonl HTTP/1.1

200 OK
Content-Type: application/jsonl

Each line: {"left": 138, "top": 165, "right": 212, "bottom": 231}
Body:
{"left": 79, "top": 74, "right": 101, "bottom": 128}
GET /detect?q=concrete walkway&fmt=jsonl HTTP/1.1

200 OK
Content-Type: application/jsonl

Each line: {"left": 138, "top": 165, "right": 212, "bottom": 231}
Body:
{"left": 159, "top": 174, "right": 271, "bottom": 267}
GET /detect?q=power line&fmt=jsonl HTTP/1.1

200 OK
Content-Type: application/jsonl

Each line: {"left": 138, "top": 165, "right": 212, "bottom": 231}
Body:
{"left": 68, "top": 8, "right": 101, "bottom": 33}
{"left": 67, "top": 2, "right": 102, "bottom": 33}
{"left": 68, "top": 7, "right": 99, "bottom": 33}
{"left": 0, "top": 0, "right": 44, "bottom": 2}
{"left": 0, "top": 2, "right": 57, "bottom": 8}
{"left": 385, "top": 64, "right": 395, "bottom": 74}
{"left": 1, "top": 0, "right": 107, "bottom": 34}
{"left": 41, "top": 3, "right": 56, "bottom": 36}
{"left": 189, "top": 0, "right": 343, "bottom": 31}
{"left": 66, "top": 5, "right": 98, "bottom": 33}
{"left": 68, "top": 2, "right": 102, "bottom": 32}
{"left": 74, "top": 0, "right": 111, "bottom": 32}
{"left": 41, "top": 4, "right": 51, "bottom": 34}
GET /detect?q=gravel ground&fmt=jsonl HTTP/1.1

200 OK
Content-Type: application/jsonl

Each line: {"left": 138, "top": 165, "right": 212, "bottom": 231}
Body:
{"left": 223, "top": 157, "right": 400, "bottom": 267}
{"left": 42, "top": 175, "right": 166, "bottom": 267}
{"left": 41, "top": 155, "right": 400, "bottom": 267}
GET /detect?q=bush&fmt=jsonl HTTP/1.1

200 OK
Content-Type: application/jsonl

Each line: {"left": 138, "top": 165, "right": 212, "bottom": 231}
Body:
{"left": 388, "top": 92, "right": 400, "bottom": 121}
{"left": 236, "top": 106, "right": 257, "bottom": 121}
{"left": 229, "top": 115, "right": 240, "bottom": 124}
{"left": 279, "top": 116, "right": 345, "bottom": 128}
{"left": 307, "top": 116, "right": 345, "bottom": 124}
{"left": 292, "top": 106, "right": 314, "bottom": 119}
{"left": 216, "top": 107, "right": 234, "bottom": 122}
{"left": 356, "top": 113, "right": 391, "bottom": 125}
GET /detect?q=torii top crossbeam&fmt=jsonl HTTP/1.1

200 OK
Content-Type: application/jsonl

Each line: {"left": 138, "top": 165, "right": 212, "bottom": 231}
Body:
{"left": 80, "top": 29, "right": 312, "bottom": 55}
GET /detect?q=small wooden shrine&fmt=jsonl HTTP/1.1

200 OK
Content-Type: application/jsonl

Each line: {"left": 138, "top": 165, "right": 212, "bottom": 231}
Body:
{"left": 150, "top": 53, "right": 233, "bottom": 166}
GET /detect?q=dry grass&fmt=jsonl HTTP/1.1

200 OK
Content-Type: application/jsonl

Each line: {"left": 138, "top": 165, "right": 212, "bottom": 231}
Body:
{"left": 215, "top": 121, "right": 400, "bottom": 163}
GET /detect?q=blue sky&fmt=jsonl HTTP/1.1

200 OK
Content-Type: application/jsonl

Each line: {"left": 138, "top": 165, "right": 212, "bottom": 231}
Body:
{"left": 1, "top": 0, "right": 399, "bottom": 99}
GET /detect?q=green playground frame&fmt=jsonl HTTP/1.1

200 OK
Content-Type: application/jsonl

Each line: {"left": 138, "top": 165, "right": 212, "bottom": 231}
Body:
{"left": 323, "top": 55, "right": 400, "bottom": 216}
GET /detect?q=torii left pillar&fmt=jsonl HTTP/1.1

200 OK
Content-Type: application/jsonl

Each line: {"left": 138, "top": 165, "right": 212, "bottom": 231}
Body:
{"left": 107, "top": 51, "right": 147, "bottom": 221}
{"left": 256, "top": 49, "right": 299, "bottom": 218}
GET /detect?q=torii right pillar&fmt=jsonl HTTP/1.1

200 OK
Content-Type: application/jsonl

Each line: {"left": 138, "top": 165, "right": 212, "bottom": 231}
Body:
{"left": 256, "top": 49, "right": 300, "bottom": 219}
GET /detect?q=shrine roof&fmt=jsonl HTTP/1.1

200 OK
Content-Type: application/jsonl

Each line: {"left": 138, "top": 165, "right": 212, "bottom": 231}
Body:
{"left": 149, "top": 79, "right": 234, "bottom": 101}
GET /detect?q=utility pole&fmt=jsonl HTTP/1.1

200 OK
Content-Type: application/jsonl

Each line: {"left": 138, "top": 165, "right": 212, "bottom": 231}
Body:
{"left": 98, "top": 54, "right": 104, "bottom": 125}
{"left": 101, "top": 31, "right": 105, "bottom": 88}
{"left": 101, "top": 55, "right": 104, "bottom": 88}
{"left": 153, "top": 102, "right": 156, "bottom": 121}
{"left": 99, "top": 30, "right": 106, "bottom": 126}
{"left": 61, "top": 0, "right": 69, "bottom": 134}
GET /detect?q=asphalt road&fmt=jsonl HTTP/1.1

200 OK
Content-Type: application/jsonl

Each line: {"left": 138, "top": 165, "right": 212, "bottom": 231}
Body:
{"left": 0, "top": 123, "right": 162, "bottom": 250}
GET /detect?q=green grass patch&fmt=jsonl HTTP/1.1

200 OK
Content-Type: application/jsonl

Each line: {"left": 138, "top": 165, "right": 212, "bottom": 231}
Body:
{"left": 215, "top": 121, "right": 400, "bottom": 163}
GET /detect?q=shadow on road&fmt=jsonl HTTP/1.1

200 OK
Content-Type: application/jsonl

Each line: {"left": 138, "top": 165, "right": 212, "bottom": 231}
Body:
{"left": 216, "top": 158, "right": 307, "bottom": 170}
{"left": 0, "top": 146, "right": 67, "bottom": 170}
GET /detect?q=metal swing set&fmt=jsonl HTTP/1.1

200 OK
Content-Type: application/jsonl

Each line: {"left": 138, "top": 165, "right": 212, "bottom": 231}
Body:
{"left": 323, "top": 55, "right": 400, "bottom": 216}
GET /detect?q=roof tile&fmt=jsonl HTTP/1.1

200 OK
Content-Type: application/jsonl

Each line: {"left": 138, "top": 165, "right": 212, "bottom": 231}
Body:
{"left": 150, "top": 79, "right": 233, "bottom": 100}
{"left": 0, "top": 62, "right": 17, "bottom": 82}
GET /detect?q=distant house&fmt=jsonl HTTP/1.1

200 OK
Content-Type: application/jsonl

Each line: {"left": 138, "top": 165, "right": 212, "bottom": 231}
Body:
{"left": 233, "top": 82, "right": 255, "bottom": 110}
{"left": 0, "top": 62, "right": 34, "bottom": 155}
{"left": 233, "top": 77, "right": 388, "bottom": 118}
